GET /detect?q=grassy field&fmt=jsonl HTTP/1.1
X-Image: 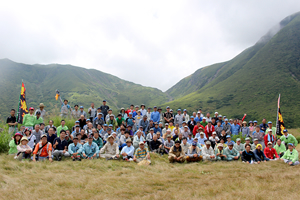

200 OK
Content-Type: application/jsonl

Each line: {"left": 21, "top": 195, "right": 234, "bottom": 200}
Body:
{"left": 0, "top": 130, "right": 300, "bottom": 200}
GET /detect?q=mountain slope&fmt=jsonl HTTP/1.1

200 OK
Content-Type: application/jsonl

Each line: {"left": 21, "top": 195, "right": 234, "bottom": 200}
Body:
{"left": 0, "top": 59, "right": 169, "bottom": 119}
{"left": 163, "top": 12, "right": 300, "bottom": 128}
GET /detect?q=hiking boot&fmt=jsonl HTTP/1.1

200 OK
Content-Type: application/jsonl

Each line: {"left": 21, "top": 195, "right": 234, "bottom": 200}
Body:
{"left": 77, "top": 158, "right": 81, "bottom": 161}
{"left": 72, "top": 158, "right": 76, "bottom": 161}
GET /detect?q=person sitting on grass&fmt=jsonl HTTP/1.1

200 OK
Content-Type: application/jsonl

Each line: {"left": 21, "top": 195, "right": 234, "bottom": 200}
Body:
{"left": 68, "top": 136, "right": 82, "bottom": 161}
{"left": 281, "top": 143, "right": 299, "bottom": 166}
{"left": 164, "top": 135, "right": 174, "bottom": 154}
{"left": 280, "top": 129, "right": 298, "bottom": 148}
{"left": 82, "top": 135, "right": 100, "bottom": 159}
{"left": 24, "top": 128, "right": 36, "bottom": 149}
{"left": 209, "top": 131, "right": 219, "bottom": 149}
{"left": 202, "top": 141, "right": 216, "bottom": 161}
{"left": 168, "top": 140, "right": 186, "bottom": 163}
{"left": 251, "top": 139, "right": 259, "bottom": 151}
{"left": 149, "top": 134, "right": 164, "bottom": 155}
{"left": 121, "top": 139, "right": 134, "bottom": 161}
{"left": 241, "top": 144, "right": 257, "bottom": 164}
{"left": 133, "top": 142, "right": 151, "bottom": 163}
{"left": 274, "top": 138, "right": 286, "bottom": 158}
{"left": 53, "top": 130, "right": 70, "bottom": 161}
{"left": 32, "top": 134, "right": 53, "bottom": 162}
{"left": 215, "top": 143, "right": 227, "bottom": 161}
{"left": 93, "top": 132, "right": 103, "bottom": 150}
{"left": 254, "top": 144, "right": 269, "bottom": 163}
{"left": 264, "top": 142, "right": 279, "bottom": 160}
{"left": 16, "top": 136, "right": 32, "bottom": 161}
{"left": 181, "top": 137, "right": 190, "bottom": 155}
{"left": 120, "top": 130, "right": 131, "bottom": 149}
{"left": 186, "top": 142, "right": 202, "bottom": 163}
{"left": 224, "top": 141, "right": 240, "bottom": 161}
{"left": 234, "top": 138, "right": 245, "bottom": 155}
{"left": 9, "top": 132, "right": 22, "bottom": 156}
{"left": 100, "top": 135, "right": 120, "bottom": 160}
{"left": 80, "top": 129, "right": 88, "bottom": 144}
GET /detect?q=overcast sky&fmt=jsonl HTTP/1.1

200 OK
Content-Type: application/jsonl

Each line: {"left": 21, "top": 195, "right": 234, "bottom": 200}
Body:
{"left": 0, "top": 1, "right": 299, "bottom": 91}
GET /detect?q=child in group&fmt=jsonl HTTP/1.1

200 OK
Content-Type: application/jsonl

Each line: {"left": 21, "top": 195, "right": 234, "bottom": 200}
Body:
{"left": 24, "top": 128, "right": 36, "bottom": 149}
{"left": 16, "top": 136, "right": 32, "bottom": 161}
{"left": 9, "top": 132, "right": 22, "bottom": 156}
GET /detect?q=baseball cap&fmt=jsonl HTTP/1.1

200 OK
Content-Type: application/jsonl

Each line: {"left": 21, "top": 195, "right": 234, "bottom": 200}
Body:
{"left": 75, "top": 121, "right": 79, "bottom": 123}
{"left": 88, "top": 135, "right": 93, "bottom": 139}
{"left": 166, "top": 106, "right": 170, "bottom": 109}
{"left": 175, "top": 140, "right": 181, "bottom": 144}
{"left": 103, "top": 100, "right": 106, "bottom": 102}
{"left": 205, "top": 141, "right": 211, "bottom": 145}
{"left": 183, "top": 109, "right": 187, "bottom": 112}
{"left": 283, "top": 129, "right": 288, "bottom": 133}
{"left": 108, "top": 124, "right": 113, "bottom": 127}
{"left": 268, "top": 129, "right": 273, "bottom": 132}
{"left": 36, "top": 111, "right": 41, "bottom": 115}
{"left": 192, "top": 142, "right": 197, "bottom": 146}
{"left": 268, "top": 121, "right": 272, "bottom": 124}
{"left": 253, "top": 120, "right": 258, "bottom": 123}
{"left": 153, "top": 106, "right": 157, "bottom": 108}
{"left": 165, "top": 123, "right": 169, "bottom": 126}
{"left": 126, "top": 139, "right": 132, "bottom": 143}
{"left": 288, "top": 143, "right": 294, "bottom": 146}
{"left": 253, "top": 138, "right": 258, "bottom": 141}
{"left": 245, "top": 137, "right": 250, "bottom": 141}
{"left": 177, "top": 109, "right": 181, "bottom": 111}
{"left": 217, "top": 143, "right": 223, "bottom": 148}
{"left": 41, "top": 134, "right": 47, "bottom": 138}
{"left": 218, "top": 115, "right": 222, "bottom": 117}
{"left": 104, "top": 124, "right": 108, "bottom": 126}
{"left": 236, "top": 138, "right": 241, "bottom": 142}
{"left": 129, "top": 112, "right": 133, "bottom": 115}
{"left": 227, "top": 142, "right": 234, "bottom": 146}
{"left": 200, "top": 132, "right": 204, "bottom": 135}
{"left": 224, "top": 119, "right": 228, "bottom": 122}
{"left": 29, "top": 107, "right": 34, "bottom": 110}
{"left": 226, "top": 135, "right": 231, "bottom": 138}
{"left": 190, "top": 116, "right": 194, "bottom": 119}
{"left": 212, "top": 131, "right": 217, "bottom": 135}
{"left": 139, "top": 141, "right": 145, "bottom": 145}
{"left": 80, "top": 106, "right": 84, "bottom": 109}
{"left": 214, "top": 112, "right": 218, "bottom": 114}
{"left": 267, "top": 142, "right": 273, "bottom": 145}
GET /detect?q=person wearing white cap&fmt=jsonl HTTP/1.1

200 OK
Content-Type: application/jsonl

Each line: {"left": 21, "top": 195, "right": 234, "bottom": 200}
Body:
{"left": 215, "top": 143, "right": 227, "bottom": 161}
{"left": 133, "top": 141, "right": 151, "bottom": 163}
{"left": 121, "top": 139, "right": 134, "bottom": 161}
{"left": 202, "top": 141, "right": 216, "bottom": 161}
{"left": 209, "top": 131, "right": 219, "bottom": 149}
{"left": 281, "top": 143, "right": 299, "bottom": 166}
{"left": 212, "top": 112, "right": 219, "bottom": 122}
{"left": 264, "top": 129, "right": 276, "bottom": 147}
{"left": 183, "top": 109, "right": 190, "bottom": 123}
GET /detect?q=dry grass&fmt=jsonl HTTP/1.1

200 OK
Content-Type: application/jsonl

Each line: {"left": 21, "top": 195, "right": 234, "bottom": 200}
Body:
{"left": 1, "top": 129, "right": 300, "bottom": 200}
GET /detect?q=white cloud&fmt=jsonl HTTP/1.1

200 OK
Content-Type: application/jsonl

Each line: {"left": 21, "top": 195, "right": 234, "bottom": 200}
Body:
{"left": 0, "top": 0, "right": 299, "bottom": 91}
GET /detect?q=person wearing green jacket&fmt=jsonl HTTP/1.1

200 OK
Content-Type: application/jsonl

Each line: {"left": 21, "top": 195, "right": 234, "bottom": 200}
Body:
{"left": 34, "top": 111, "right": 44, "bottom": 126}
{"left": 93, "top": 132, "right": 103, "bottom": 149}
{"left": 274, "top": 138, "right": 286, "bottom": 157}
{"left": 280, "top": 129, "right": 298, "bottom": 148}
{"left": 224, "top": 141, "right": 240, "bottom": 161}
{"left": 281, "top": 143, "right": 299, "bottom": 166}
{"left": 56, "top": 120, "right": 69, "bottom": 137}
{"left": 107, "top": 114, "right": 118, "bottom": 131}
{"left": 23, "top": 107, "right": 36, "bottom": 130}
{"left": 9, "top": 133, "right": 22, "bottom": 155}
{"left": 234, "top": 138, "right": 245, "bottom": 155}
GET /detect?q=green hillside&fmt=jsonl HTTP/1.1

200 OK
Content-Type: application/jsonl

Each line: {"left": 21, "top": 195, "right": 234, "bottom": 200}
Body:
{"left": 163, "top": 12, "right": 300, "bottom": 128}
{"left": 0, "top": 59, "right": 169, "bottom": 119}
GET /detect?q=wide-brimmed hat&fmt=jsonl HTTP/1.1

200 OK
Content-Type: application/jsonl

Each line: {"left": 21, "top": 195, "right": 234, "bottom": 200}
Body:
{"left": 39, "top": 103, "right": 45, "bottom": 107}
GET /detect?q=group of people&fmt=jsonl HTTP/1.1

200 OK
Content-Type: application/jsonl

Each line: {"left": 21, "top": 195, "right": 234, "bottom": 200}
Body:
{"left": 6, "top": 98, "right": 299, "bottom": 166}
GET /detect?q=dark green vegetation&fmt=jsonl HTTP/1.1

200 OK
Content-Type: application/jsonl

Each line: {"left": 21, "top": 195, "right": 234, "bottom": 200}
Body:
{"left": 1, "top": 12, "right": 300, "bottom": 127}
{"left": 0, "top": 59, "right": 169, "bottom": 119}
{"left": 164, "top": 12, "right": 300, "bottom": 128}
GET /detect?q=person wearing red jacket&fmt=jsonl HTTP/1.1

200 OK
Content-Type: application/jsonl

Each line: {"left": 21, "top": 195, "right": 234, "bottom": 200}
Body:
{"left": 204, "top": 121, "right": 215, "bottom": 138}
{"left": 264, "top": 129, "right": 276, "bottom": 147}
{"left": 193, "top": 121, "right": 204, "bottom": 136}
{"left": 264, "top": 142, "right": 279, "bottom": 160}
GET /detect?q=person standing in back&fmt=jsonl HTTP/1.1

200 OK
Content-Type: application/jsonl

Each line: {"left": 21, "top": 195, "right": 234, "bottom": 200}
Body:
{"left": 100, "top": 100, "right": 109, "bottom": 122}
{"left": 151, "top": 106, "right": 160, "bottom": 123}
{"left": 88, "top": 103, "right": 97, "bottom": 122}
{"left": 23, "top": 107, "right": 36, "bottom": 130}
{"left": 7, "top": 109, "right": 18, "bottom": 135}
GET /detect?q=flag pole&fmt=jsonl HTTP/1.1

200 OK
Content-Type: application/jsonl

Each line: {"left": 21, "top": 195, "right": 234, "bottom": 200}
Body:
{"left": 276, "top": 94, "right": 280, "bottom": 136}
{"left": 16, "top": 80, "right": 23, "bottom": 133}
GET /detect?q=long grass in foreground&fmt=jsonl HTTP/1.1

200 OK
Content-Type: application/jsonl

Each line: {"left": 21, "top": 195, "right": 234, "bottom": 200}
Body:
{"left": 0, "top": 147, "right": 300, "bottom": 200}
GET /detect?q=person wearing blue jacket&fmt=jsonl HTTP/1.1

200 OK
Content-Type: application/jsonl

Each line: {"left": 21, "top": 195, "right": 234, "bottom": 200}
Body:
{"left": 253, "top": 144, "right": 269, "bottom": 163}
{"left": 230, "top": 119, "right": 240, "bottom": 135}
{"left": 82, "top": 135, "right": 100, "bottom": 159}
{"left": 68, "top": 136, "right": 83, "bottom": 161}
{"left": 139, "top": 115, "right": 149, "bottom": 132}
{"left": 153, "top": 122, "right": 162, "bottom": 135}
{"left": 151, "top": 106, "right": 160, "bottom": 123}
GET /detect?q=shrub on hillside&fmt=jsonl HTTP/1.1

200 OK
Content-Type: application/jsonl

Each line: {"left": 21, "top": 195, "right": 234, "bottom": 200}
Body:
{"left": 0, "top": 125, "right": 11, "bottom": 153}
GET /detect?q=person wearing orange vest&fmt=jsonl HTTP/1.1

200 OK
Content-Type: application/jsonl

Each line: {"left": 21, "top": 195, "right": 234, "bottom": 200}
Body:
{"left": 32, "top": 134, "right": 53, "bottom": 162}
